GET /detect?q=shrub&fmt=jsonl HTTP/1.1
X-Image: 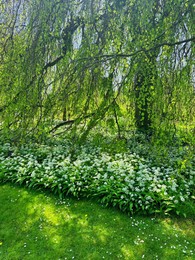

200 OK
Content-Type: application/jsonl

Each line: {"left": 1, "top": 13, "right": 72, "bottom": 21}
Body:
{"left": 0, "top": 139, "right": 194, "bottom": 216}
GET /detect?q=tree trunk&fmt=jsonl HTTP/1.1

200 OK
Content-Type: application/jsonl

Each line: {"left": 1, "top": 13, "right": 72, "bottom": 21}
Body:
{"left": 134, "top": 56, "right": 156, "bottom": 133}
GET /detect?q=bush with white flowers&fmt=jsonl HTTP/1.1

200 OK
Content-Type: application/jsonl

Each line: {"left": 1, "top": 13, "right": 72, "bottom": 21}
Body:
{"left": 0, "top": 140, "right": 194, "bottom": 215}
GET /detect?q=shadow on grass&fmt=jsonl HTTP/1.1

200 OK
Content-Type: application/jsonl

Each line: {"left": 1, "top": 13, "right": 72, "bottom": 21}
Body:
{"left": 0, "top": 183, "right": 194, "bottom": 260}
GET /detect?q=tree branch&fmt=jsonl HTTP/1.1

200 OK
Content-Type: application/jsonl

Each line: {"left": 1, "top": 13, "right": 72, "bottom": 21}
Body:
{"left": 74, "top": 36, "right": 195, "bottom": 62}
{"left": 49, "top": 112, "right": 95, "bottom": 133}
{"left": 43, "top": 55, "right": 64, "bottom": 71}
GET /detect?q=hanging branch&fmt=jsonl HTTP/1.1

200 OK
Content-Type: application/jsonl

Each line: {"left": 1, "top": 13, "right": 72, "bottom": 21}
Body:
{"left": 49, "top": 112, "right": 95, "bottom": 133}
{"left": 73, "top": 36, "right": 195, "bottom": 63}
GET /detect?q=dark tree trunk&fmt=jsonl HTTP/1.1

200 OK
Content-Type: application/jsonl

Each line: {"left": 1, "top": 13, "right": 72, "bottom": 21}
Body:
{"left": 134, "top": 56, "right": 156, "bottom": 133}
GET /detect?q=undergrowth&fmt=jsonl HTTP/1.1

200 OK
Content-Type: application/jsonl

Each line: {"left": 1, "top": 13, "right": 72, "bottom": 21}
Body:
{"left": 0, "top": 132, "right": 194, "bottom": 217}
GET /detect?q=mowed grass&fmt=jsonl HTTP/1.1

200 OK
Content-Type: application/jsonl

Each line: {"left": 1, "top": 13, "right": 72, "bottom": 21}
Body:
{"left": 0, "top": 184, "right": 194, "bottom": 260}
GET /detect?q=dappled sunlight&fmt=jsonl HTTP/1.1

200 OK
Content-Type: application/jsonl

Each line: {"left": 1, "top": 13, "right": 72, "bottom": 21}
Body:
{"left": 121, "top": 244, "right": 138, "bottom": 259}
{"left": 77, "top": 215, "right": 89, "bottom": 228}
{"left": 92, "top": 226, "right": 110, "bottom": 243}
{"left": 0, "top": 1, "right": 194, "bottom": 259}
{"left": 50, "top": 234, "right": 62, "bottom": 245}
{"left": 43, "top": 204, "right": 62, "bottom": 225}
{"left": 0, "top": 184, "right": 195, "bottom": 259}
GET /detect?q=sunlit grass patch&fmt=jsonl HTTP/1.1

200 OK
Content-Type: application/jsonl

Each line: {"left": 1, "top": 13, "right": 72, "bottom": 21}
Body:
{"left": 0, "top": 183, "right": 195, "bottom": 259}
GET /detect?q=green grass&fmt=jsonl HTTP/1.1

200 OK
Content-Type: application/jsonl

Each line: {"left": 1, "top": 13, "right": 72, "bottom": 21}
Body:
{"left": 0, "top": 184, "right": 195, "bottom": 260}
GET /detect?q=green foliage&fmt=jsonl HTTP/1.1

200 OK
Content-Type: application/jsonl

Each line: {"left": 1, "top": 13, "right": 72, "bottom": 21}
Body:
{"left": 0, "top": 0, "right": 194, "bottom": 226}
{"left": 0, "top": 134, "right": 194, "bottom": 217}
{"left": 0, "top": 0, "right": 194, "bottom": 143}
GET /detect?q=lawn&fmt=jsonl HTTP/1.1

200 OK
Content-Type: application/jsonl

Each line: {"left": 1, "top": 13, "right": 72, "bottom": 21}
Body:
{"left": 0, "top": 183, "right": 194, "bottom": 260}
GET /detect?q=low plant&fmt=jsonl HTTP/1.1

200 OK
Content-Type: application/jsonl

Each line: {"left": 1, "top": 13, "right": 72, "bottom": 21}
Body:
{"left": 0, "top": 136, "right": 194, "bottom": 216}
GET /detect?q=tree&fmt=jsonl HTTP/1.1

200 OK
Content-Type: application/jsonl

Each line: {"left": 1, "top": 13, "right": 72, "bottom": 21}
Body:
{"left": 0, "top": 0, "right": 194, "bottom": 142}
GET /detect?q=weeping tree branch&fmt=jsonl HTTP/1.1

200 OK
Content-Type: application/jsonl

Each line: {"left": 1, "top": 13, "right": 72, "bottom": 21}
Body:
{"left": 49, "top": 112, "right": 95, "bottom": 133}
{"left": 73, "top": 36, "right": 195, "bottom": 62}
{"left": 1, "top": 36, "right": 193, "bottom": 117}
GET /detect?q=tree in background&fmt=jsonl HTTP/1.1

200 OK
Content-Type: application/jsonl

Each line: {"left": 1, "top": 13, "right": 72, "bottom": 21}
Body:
{"left": 0, "top": 0, "right": 194, "bottom": 143}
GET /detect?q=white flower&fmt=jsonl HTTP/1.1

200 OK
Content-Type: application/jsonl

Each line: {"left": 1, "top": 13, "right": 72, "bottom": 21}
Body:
{"left": 103, "top": 173, "right": 108, "bottom": 179}
{"left": 73, "top": 160, "right": 82, "bottom": 167}
{"left": 146, "top": 196, "right": 151, "bottom": 200}
{"left": 122, "top": 187, "right": 129, "bottom": 194}
{"left": 31, "top": 171, "right": 36, "bottom": 177}
{"left": 96, "top": 173, "right": 101, "bottom": 179}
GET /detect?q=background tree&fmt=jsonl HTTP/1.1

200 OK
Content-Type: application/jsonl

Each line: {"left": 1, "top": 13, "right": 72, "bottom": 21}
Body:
{"left": 0, "top": 0, "right": 194, "bottom": 143}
